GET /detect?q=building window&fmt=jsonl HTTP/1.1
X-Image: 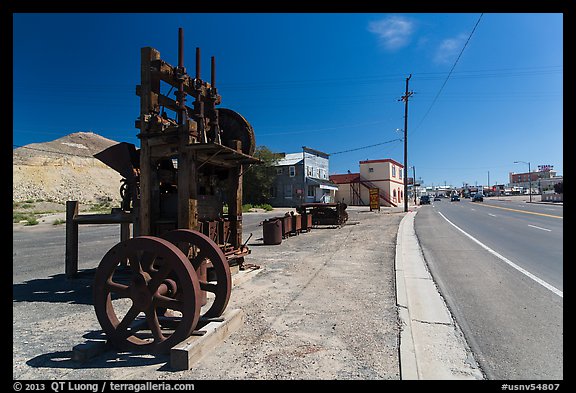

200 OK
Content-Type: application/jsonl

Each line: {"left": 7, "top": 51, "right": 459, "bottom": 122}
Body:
{"left": 317, "top": 168, "right": 321, "bottom": 178}
{"left": 270, "top": 186, "right": 277, "bottom": 198}
{"left": 399, "top": 169, "right": 403, "bottom": 179}
{"left": 369, "top": 167, "right": 374, "bottom": 173}
{"left": 307, "top": 166, "right": 313, "bottom": 176}
{"left": 284, "top": 184, "right": 292, "bottom": 198}
{"left": 307, "top": 185, "right": 315, "bottom": 197}
{"left": 392, "top": 166, "right": 396, "bottom": 177}
{"left": 289, "top": 166, "right": 296, "bottom": 177}
{"left": 276, "top": 168, "right": 283, "bottom": 175}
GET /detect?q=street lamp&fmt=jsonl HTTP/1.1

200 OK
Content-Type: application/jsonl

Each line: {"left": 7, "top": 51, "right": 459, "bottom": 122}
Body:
{"left": 514, "top": 161, "right": 532, "bottom": 203}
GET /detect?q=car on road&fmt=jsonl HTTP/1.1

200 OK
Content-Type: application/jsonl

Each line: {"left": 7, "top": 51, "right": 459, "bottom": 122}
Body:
{"left": 472, "top": 193, "right": 484, "bottom": 202}
{"left": 451, "top": 195, "right": 460, "bottom": 201}
{"left": 420, "top": 195, "right": 431, "bottom": 205}
{"left": 434, "top": 196, "right": 441, "bottom": 201}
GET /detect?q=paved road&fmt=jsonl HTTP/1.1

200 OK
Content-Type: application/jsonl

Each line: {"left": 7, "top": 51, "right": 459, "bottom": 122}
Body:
{"left": 414, "top": 198, "right": 563, "bottom": 379}
{"left": 12, "top": 209, "right": 291, "bottom": 285}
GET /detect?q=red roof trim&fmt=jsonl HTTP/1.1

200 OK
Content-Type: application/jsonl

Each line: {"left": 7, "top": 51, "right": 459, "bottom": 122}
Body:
{"left": 359, "top": 158, "right": 403, "bottom": 167}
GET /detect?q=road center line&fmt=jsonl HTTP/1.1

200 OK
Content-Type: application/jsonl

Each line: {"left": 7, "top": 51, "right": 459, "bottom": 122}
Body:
{"left": 438, "top": 212, "right": 562, "bottom": 298}
{"left": 528, "top": 224, "right": 552, "bottom": 232}
{"left": 475, "top": 203, "right": 562, "bottom": 219}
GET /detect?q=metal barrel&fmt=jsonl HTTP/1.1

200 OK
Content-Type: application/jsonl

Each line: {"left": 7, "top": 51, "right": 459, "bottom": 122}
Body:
{"left": 262, "top": 219, "right": 282, "bottom": 245}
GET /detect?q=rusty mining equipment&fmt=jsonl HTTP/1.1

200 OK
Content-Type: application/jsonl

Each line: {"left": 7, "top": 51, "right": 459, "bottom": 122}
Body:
{"left": 86, "top": 28, "right": 259, "bottom": 354}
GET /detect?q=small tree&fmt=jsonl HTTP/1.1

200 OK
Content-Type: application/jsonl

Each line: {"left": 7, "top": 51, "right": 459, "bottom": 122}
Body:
{"left": 242, "top": 146, "right": 280, "bottom": 205}
{"left": 554, "top": 182, "right": 563, "bottom": 194}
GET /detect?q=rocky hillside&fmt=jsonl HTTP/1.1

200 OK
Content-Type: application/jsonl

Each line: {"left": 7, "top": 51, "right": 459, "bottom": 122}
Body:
{"left": 13, "top": 132, "right": 124, "bottom": 204}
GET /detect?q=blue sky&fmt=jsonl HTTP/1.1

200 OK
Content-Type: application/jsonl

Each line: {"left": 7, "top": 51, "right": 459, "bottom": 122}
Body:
{"left": 12, "top": 13, "right": 563, "bottom": 188}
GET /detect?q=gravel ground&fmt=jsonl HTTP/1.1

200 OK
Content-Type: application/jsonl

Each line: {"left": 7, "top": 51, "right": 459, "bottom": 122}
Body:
{"left": 13, "top": 206, "right": 404, "bottom": 380}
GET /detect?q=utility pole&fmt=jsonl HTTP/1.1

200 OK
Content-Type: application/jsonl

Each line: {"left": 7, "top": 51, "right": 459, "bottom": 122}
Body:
{"left": 400, "top": 74, "right": 413, "bottom": 212}
{"left": 413, "top": 166, "right": 417, "bottom": 205}
{"left": 487, "top": 171, "right": 490, "bottom": 196}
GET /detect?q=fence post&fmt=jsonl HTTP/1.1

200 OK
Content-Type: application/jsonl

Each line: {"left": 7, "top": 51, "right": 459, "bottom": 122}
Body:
{"left": 65, "top": 201, "right": 79, "bottom": 278}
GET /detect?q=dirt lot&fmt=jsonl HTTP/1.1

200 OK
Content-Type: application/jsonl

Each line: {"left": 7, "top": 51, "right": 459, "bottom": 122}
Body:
{"left": 13, "top": 206, "right": 405, "bottom": 380}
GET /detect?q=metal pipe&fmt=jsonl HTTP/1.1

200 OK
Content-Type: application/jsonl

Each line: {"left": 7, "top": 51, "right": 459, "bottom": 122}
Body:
{"left": 196, "top": 47, "right": 201, "bottom": 80}
{"left": 178, "top": 28, "right": 184, "bottom": 69}
{"left": 176, "top": 28, "right": 187, "bottom": 125}
{"left": 211, "top": 56, "right": 216, "bottom": 87}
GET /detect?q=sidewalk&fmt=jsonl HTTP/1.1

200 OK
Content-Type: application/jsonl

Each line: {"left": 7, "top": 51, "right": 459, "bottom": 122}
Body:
{"left": 395, "top": 207, "right": 484, "bottom": 380}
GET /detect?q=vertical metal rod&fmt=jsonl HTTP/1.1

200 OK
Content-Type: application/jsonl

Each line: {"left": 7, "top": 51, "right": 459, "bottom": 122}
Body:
{"left": 211, "top": 56, "right": 216, "bottom": 87}
{"left": 178, "top": 28, "right": 184, "bottom": 69}
{"left": 196, "top": 47, "right": 201, "bottom": 80}
{"left": 177, "top": 28, "right": 187, "bottom": 125}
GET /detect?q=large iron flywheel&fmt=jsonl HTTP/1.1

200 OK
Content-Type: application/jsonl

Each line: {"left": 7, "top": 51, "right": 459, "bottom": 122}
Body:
{"left": 218, "top": 108, "right": 255, "bottom": 156}
{"left": 93, "top": 236, "right": 201, "bottom": 354}
{"left": 161, "top": 229, "right": 232, "bottom": 319}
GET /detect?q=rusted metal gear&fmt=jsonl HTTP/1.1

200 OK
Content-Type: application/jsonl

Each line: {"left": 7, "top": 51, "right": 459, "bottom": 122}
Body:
{"left": 217, "top": 108, "right": 255, "bottom": 156}
{"left": 93, "top": 236, "right": 201, "bottom": 354}
{"left": 160, "top": 229, "right": 231, "bottom": 319}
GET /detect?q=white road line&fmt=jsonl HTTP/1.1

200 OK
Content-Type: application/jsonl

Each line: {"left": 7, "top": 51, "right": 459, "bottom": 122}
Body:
{"left": 488, "top": 213, "right": 497, "bottom": 217}
{"left": 528, "top": 224, "right": 552, "bottom": 232}
{"left": 438, "top": 212, "right": 562, "bottom": 298}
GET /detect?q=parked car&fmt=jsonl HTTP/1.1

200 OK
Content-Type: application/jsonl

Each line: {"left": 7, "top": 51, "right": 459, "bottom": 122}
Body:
{"left": 472, "top": 193, "right": 484, "bottom": 202}
{"left": 420, "top": 195, "right": 431, "bottom": 205}
{"left": 451, "top": 195, "right": 460, "bottom": 201}
{"left": 434, "top": 196, "right": 441, "bottom": 201}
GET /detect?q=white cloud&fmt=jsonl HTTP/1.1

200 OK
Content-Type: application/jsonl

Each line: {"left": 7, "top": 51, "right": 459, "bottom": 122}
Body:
{"left": 434, "top": 34, "right": 467, "bottom": 64}
{"left": 368, "top": 16, "right": 415, "bottom": 51}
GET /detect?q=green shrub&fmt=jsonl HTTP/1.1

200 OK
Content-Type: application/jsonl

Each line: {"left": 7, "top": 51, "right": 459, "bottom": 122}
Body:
{"left": 242, "top": 204, "right": 253, "bottom": 213}
{"left": 25, "top": 218, "right": 39, "bottom": 226}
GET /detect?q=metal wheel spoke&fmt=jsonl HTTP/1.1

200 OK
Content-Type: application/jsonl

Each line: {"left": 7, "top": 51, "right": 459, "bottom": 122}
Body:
{"left": 154, "top": 294, "right": 184, "bottom": 312}
{"left": 128, "top": 251, "right": 143, "bottom": 274}
{"left": 147, "top": 262, "right": 173, "bottom": 293}
{"left": 199, "top": 281, "right": 218, "bottom": 293}
{"left": 145, "top": 308, "right": 165, "bottom": 342}
{"left": 115, "top": 305, "right": 141, "bottom": 337}
{"left": 140, "top": 251, "right": 157, "bottom": 273}
{"left": 105, "top": 280, "right": 130, "bottom": 298}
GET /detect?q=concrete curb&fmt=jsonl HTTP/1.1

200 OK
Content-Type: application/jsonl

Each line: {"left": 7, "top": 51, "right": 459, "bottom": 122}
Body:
{"left": 395, "top": 209, "right": 484, "bottom": 380}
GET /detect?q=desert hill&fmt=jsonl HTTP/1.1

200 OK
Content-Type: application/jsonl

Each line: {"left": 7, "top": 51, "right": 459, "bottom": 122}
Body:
{"left": 13, "top": 132, "right": 124, "bottom": 204}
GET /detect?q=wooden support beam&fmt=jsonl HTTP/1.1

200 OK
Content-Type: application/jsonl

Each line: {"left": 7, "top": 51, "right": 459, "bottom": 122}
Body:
{"left": 65, "top": 201, "right": 79, "bottom": 278}
{"left": 227, "top": 140, "right": 243, "bottom": 249}
{"left": 170, "top": 308, "right": 244, "bottom": 371}
{"left": 177, "top": 126, "right": 199, "bottom": 231}
{"left": 138, "top": 47, "right": 161, "bottom": 236}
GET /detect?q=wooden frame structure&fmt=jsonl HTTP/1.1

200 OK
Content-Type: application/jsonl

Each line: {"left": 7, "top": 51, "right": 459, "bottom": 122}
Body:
{"left": 65, "top": 28, "right": 258, "bottom": 278}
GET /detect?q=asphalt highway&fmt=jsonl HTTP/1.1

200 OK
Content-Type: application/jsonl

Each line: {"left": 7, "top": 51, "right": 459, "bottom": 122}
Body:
{"left": 414, "top": 198, "right": 563, "bottom": 379}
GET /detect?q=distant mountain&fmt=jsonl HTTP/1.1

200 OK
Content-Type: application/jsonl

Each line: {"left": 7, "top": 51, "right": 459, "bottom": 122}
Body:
{"left": 13, "top": 132, "right": 124, "bottom": 204}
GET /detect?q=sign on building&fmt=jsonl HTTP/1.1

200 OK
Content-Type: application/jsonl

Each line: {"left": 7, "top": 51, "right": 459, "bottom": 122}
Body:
{"left": 369, "top": 188, "right": 380, "bottom": 211}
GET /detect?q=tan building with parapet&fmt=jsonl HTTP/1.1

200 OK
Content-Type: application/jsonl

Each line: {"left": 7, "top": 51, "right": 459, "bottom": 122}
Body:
{"left": 330, "top": 158, "right": 405, "bottom": 207}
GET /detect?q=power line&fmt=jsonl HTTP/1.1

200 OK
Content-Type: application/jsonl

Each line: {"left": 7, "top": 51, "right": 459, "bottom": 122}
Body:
{"left": 413, "top": 13, "right": 484, "bottom": 134}
{"left": 330, "top": 138, "right": 402, "bottom": 155}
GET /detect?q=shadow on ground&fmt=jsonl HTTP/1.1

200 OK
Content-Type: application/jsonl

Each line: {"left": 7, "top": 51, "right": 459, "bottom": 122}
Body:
{"left": 25, "top": 331, "right": 173, "bottom": 371}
